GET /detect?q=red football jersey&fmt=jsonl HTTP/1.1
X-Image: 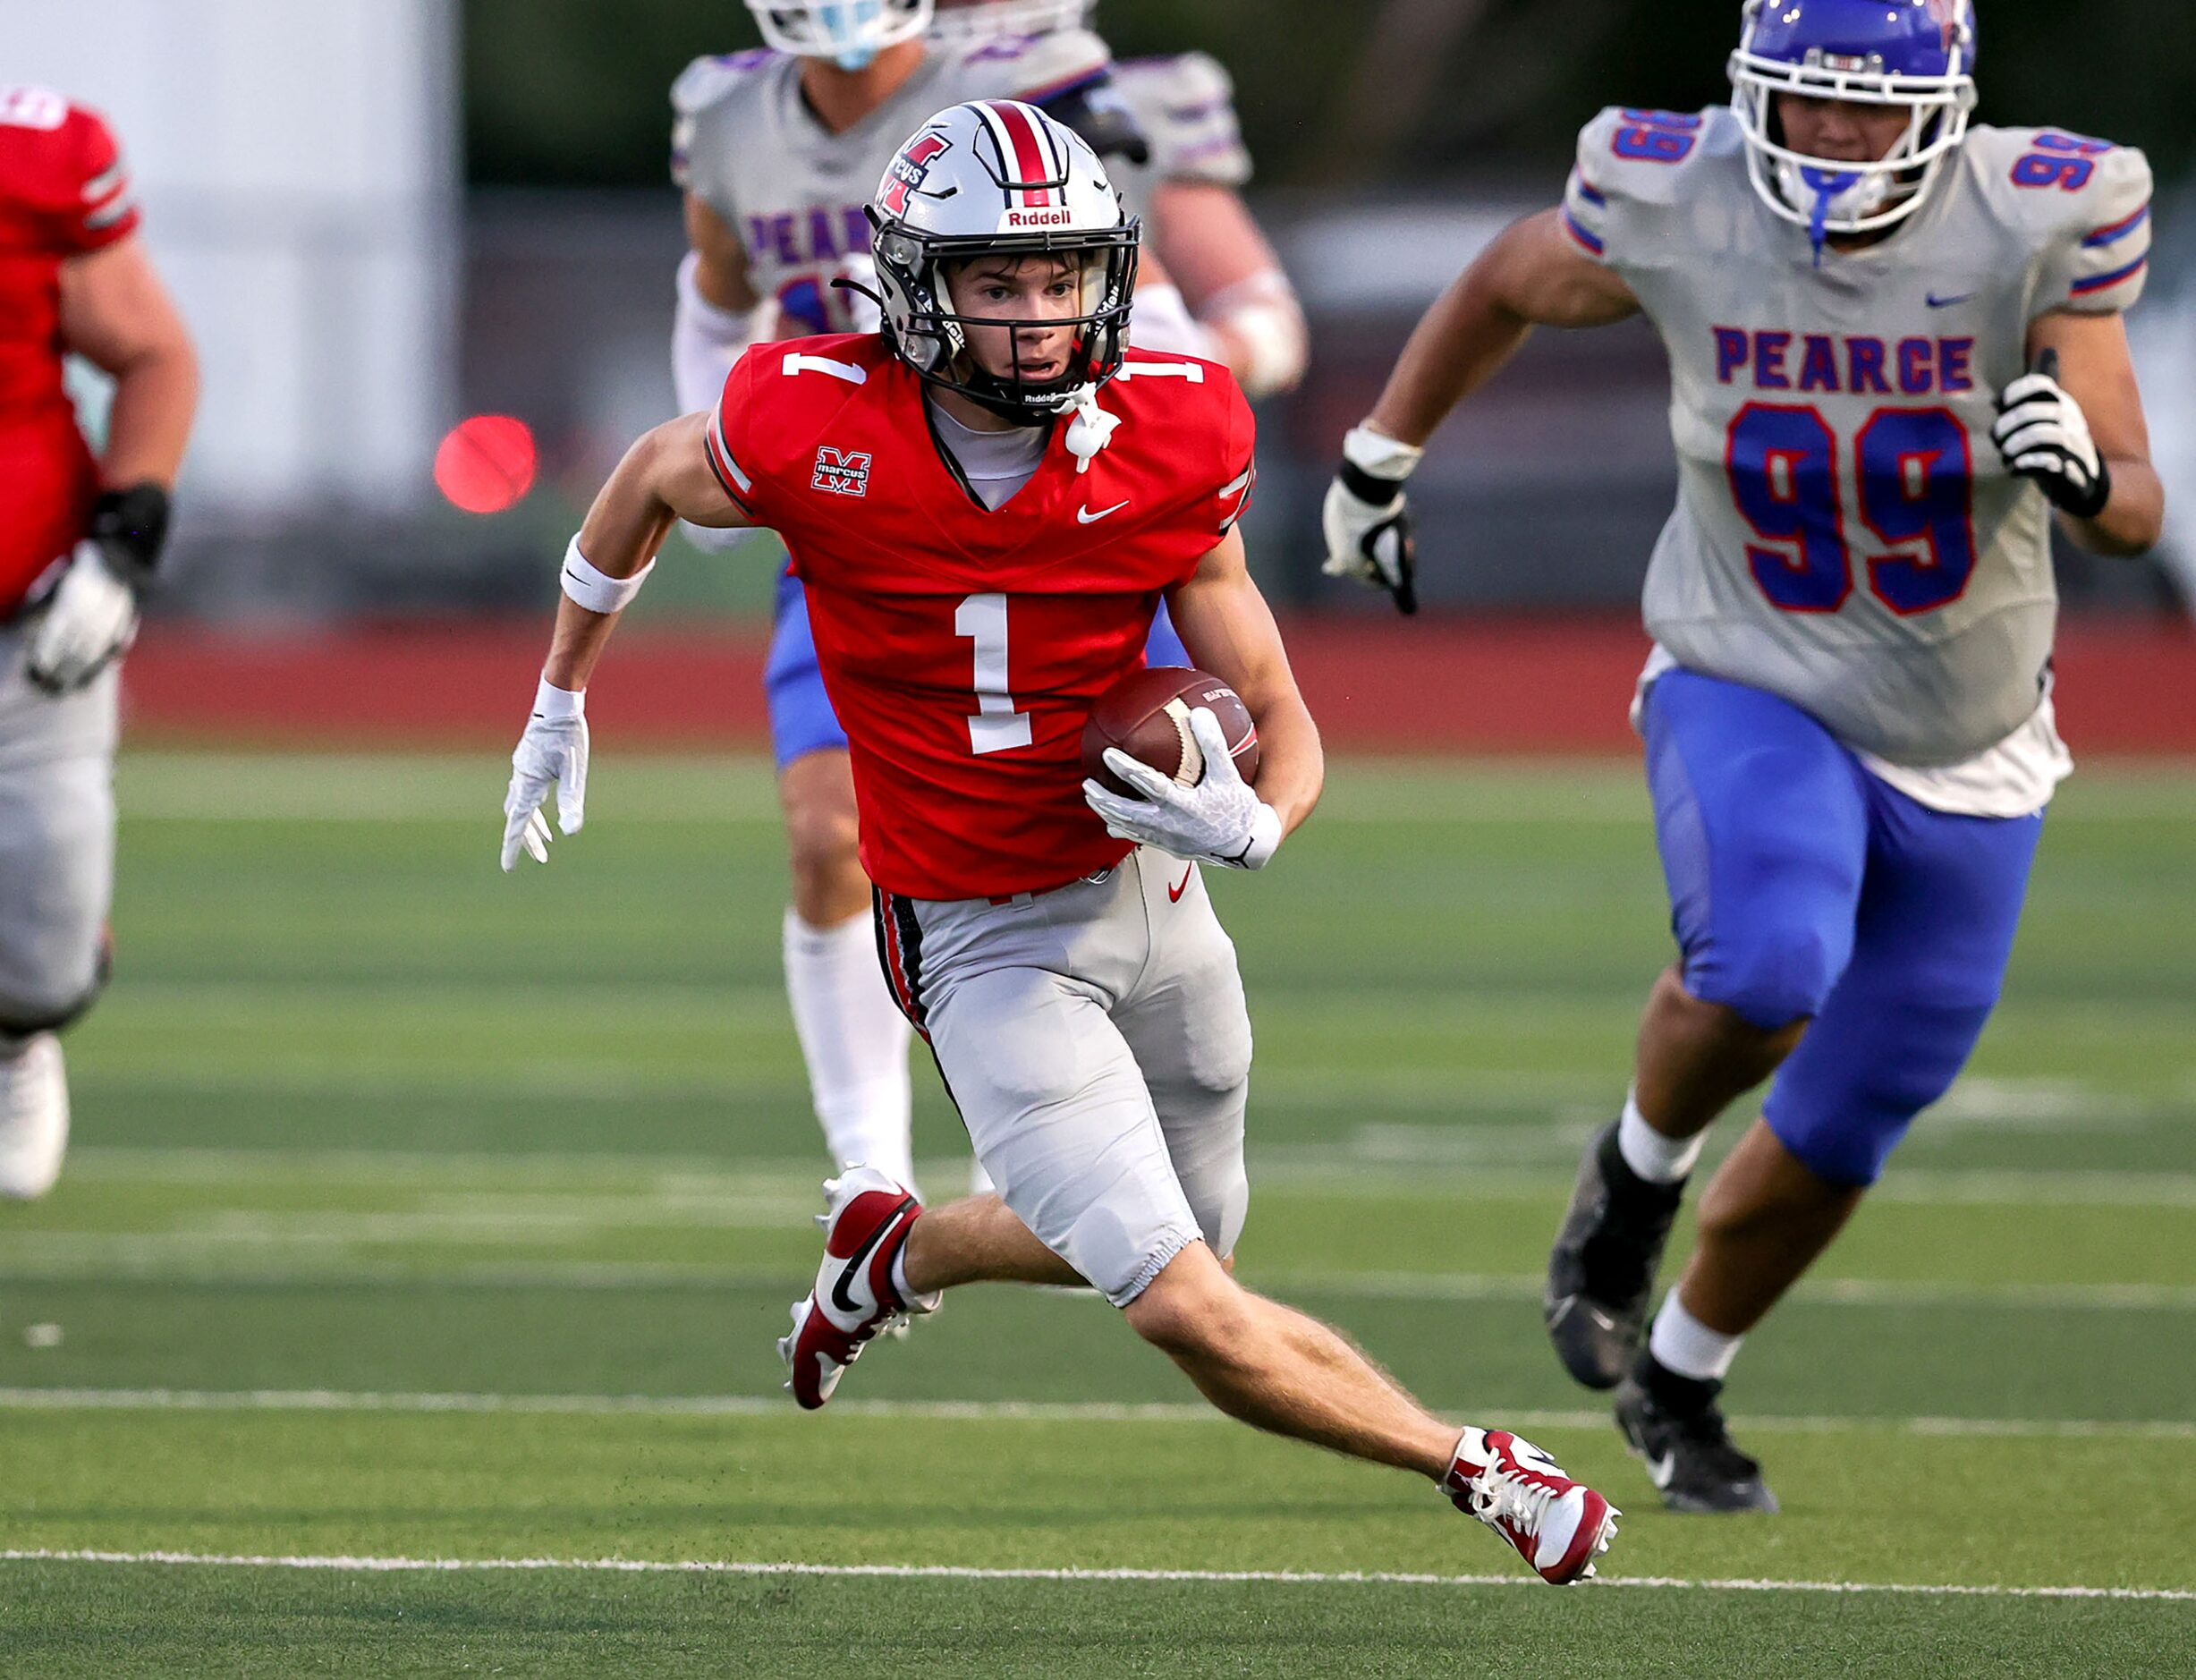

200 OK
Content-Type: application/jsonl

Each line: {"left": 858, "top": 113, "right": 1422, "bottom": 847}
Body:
{"left": 710, "top": 335, "right": 1257, "bottom": 900}
{"left": 0, "top": 88, "right": 140, "bottom": 615}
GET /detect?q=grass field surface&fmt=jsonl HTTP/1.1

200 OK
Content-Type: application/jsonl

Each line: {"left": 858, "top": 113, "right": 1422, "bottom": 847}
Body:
{"left": 1, "top": 751, "right": 2191, "bottom": 1675}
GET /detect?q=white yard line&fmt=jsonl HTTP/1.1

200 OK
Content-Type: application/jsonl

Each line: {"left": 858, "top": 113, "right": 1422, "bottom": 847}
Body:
{"left": 0, "top": 1387, "right": 2189, "bottom": 1439}
{"left": 0, "top": 1547, "right": 2187, "bottom": 1601}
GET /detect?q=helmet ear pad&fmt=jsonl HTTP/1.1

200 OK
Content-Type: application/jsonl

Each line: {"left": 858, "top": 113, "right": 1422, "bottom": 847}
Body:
{"left": 867, "top": 208, "right": 963, "bottom": 375}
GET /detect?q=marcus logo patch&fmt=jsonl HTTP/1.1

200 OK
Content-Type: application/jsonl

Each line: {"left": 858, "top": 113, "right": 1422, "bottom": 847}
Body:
{"left": 812, "top": 447, "right": 872, "bottom": 497}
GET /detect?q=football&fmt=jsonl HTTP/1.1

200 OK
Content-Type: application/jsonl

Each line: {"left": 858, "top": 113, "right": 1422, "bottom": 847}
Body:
{"left": 1081, "top": 666, "right": 1260, "bottom": 797}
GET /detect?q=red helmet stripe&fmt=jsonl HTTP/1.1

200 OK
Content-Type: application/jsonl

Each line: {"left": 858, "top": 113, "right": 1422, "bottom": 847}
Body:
{"left": 988, "top": 100, "right": 1054, "bottom": 208}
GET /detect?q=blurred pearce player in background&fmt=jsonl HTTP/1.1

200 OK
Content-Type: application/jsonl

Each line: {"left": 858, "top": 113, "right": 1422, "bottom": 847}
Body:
{"left": 0, "top": 87, "right": 196, "bottom": 1200}
{"left": 505, "top": 100, "right": 1615, "bottom": 1588}
{"left": 668, "top": 0, "right": 1291, "bottom": 1197}
{"left": 1324, "top": 0, "right": 2161, "bottom": 1511}
{"left": 929, "top": 0, "right": 1309, "bottom": 398}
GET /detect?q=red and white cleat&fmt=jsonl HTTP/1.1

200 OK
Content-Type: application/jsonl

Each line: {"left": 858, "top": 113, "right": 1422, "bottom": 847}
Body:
{"left": 777, "top": 1166, "right": 937, "bottom": 1410}
{"left": 1444, "top": 1427, "right": 1619, "bottom": 1585}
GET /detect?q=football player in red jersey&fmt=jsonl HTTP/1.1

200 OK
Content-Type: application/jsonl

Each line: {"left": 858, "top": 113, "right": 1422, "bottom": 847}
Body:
{"left": 0, "top": 88, "right": 197, "bottom": 1199}
{"left": 501, "top": 101, "right": 1617, "bottom": 1585}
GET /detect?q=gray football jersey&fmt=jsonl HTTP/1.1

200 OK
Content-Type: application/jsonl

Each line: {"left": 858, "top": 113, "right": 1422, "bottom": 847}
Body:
{"left": 672, "top": 32, "right": 1112, "bottom": 336}
{"left": 1564, "top": 106, "right": 2152, "bottom": 766}
{"left": 1107, "top": 51, "right": 1254, "bottom": 223}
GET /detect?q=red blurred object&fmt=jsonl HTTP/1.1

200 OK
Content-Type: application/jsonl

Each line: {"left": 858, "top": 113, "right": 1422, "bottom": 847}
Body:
{"left": 434, "top": 415, "right": 536, "bottom": 513}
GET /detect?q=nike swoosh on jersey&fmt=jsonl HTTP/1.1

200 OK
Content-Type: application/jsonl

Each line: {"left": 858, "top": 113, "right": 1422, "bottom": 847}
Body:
{"left": 827, "top": 1195, "right": 912, "bottom": 1316}
{"left": 1167, "top": 862, "right": 1194, "bottom": 903}
{"left": 1926, "top": 292, "right": 1975, "bottom": 309}
{"left": 1077, "top": 500, "right": 1130, "bottom": 524}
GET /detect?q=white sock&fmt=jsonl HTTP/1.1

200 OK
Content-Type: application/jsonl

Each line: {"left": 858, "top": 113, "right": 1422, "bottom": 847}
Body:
{"left": 783, "top": 907, "right": 915, "bottom": 1191}
{"left": 1648, "top": 1293, "right": 1742, "bottom": 1382}
{"left": 1616, "top": 1090, "right": 1706, "bottom": 1184}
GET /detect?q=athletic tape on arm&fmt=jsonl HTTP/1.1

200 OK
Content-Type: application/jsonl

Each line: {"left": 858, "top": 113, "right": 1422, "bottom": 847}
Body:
{"left": 560, "top": 537, "right": 653, "bottom": 615}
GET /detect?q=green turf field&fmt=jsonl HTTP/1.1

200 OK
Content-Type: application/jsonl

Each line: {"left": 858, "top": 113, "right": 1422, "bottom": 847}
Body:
{"left": 2, "top": 751, "right": 2191, "bottom": 1676}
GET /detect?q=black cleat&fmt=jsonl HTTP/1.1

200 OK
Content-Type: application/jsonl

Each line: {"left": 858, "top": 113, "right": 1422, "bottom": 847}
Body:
{"left": 1545, "top": 1120, "right": 1686, "bottom": 1389}
{"left": 1615, "top": 1359, "right": 1779, "bottom": 1515}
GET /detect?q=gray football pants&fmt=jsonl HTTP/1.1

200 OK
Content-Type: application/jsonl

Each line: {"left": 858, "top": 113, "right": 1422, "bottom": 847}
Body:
{"left": 0, "top": 625, "right": 118, "bottom": 1050}
{"left": 876, "top": 847, "right": 1254, "bottom": 1306}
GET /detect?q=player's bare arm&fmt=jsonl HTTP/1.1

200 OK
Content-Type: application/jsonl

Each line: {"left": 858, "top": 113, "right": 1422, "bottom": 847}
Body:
{"left": 541, "top": 412, "right": 753, "bottom": 697}
{"left": 1369, "top": 208, "right": 1639, "bottom": 449}
{"left": 1322, "top": 208, "right": 1638, "bottom": 612}
{"left": 501, "top": 412, "right": 754, "bottom": 870}
{"left": 57, "top": 234, "right": 198, "bottom": 488}
{"left": 1163, "top": 524, "right": 1322, "bottom": 839}
{"left": 683, "top": 193, "right": 763, "bottom": 315}
{"left": 28, "top": 232, "right": 199, "bottom": 696}
{"left": 1147, "top": 181, "right": 1308, "bottom": 399}
{"left": 2012, "top": 310, "right": 2163, "bottom": 558}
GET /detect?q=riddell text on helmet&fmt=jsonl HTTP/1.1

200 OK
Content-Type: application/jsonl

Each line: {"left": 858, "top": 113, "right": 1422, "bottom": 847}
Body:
{"left": 1005, "top": 208, "right": 1074, "bottom": 228}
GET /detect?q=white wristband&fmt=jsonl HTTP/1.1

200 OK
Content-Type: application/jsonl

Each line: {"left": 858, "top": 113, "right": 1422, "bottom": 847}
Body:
{"left": 560, "top": 537, "right": 653, "bottom": 615}
{"left": 533, "top": 675, "right": 584, "bottom": 720}
{"left": 1342, "top": 424, "right": 1424, "bottom": 484}
{"left": 1233, "top": 802, "right": 1284, "bottom": 870}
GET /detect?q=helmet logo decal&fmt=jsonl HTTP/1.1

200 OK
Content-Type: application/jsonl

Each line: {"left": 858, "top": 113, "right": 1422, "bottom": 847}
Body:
{"left": 882, "top": 131, "right": 954, "bottom": 217}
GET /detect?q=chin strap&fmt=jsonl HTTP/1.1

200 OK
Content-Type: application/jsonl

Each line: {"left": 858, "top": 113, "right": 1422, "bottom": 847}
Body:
{"left": 1800, "top": 168, "right": 1861, "bottom": 266}
{"left": 1063, "top": 385, "right": 1119, "bottom": 475}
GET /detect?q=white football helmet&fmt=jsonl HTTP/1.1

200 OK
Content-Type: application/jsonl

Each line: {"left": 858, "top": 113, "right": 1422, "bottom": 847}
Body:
{"left": 1728, "top": 0, "right": 1978, "bottom": 244}
{"left": 869, "top": 100, "right": 1138, "bottom": 427}
{"left": 746, "top": 0, "right": 934, "bottom": 71}
{"left": 928, "top": 0, "right": 1090, "bottom": 42}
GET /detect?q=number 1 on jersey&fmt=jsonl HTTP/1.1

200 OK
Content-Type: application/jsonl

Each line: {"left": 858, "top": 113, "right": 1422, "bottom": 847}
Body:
{"left": 955, "top": 593, "right": 1033, "bottom": 755}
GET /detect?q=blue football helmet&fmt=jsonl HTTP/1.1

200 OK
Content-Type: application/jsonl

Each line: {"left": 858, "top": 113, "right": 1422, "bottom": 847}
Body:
{"left": 1729, "top": 0, "right": 1979, "bottom": 242}
{"left": 747, "top": 0, "right": 934, "bottom": 71}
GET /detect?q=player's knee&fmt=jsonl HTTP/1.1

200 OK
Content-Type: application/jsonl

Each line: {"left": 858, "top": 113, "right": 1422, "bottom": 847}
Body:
{"left": 1178, "top": 1159, "right": 1249, "bottom": 1264}
{"left": 1123, "top": 1249, "right": 1252, "bottom": 1358}
{"left": 781, "top": 791, "right": 864, "bottom": 920}
{"left": 1768, "top": 1061, "right": 1957, "bottom": 1190}
{"left": 1695, "top": 921, "right": 1844, "bottom": 1032}
{"left": 0, "top": 963, "right": 108, "bottom": 1042}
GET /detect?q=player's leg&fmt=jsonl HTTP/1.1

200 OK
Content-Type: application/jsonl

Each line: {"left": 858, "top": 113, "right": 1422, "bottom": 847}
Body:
{"left": 1547, "top": 669, "right": 1869, "bottom": 1388}
{"left": 767, "top": 573, "right": 915, "bottom": 1190}
{"left": 0, "top": 656, "right": 119, "bottom": 1200}
{"left": 1621, "top": 779, "right": 2042, "bottom": 1511}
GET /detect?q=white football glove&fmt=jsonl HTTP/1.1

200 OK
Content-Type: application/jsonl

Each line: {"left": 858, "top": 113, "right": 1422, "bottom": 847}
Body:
{"left": 501, "top": 679, "right": 589, "bottom": 871}
{"left": 1081, "top": 705, "right": 1283, "bottom": 870}
{"left": 1991, "top": 350, "right": 2111, "bottom": 520}
{"left": 1321, "top": 424, "right": 1422, "bottom": 615}
{"left": 24, "top": 541, "right": 140, "bottom": 695}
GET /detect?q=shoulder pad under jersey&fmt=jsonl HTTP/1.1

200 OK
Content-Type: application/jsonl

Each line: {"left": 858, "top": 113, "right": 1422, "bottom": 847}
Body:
{"left": 1113, "top": 52, "right": 1252, "bottom": 188}
{"left": 1961, "top": 124, "right": 2153, "bottom": 315}
{"left": 1109, "top": 353, "right": 1257, "bottom": 534}
{"left": 670, "top": 48, "right": 784, "bottom": 193}
{"left": 0, "top": 88, "right": 139, "bottom": 253}
{"left": 943, "top": 27, "right": 1111, "bottom": 106}
{"left": 1563, "top": 105, "right": 1734, "bottom": 267}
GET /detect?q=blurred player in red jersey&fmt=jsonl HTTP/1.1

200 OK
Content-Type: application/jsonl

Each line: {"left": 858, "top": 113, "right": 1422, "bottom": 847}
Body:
{"left": 500, "top": 99, "right": 1617, "bottom": 1586}
{"left": 0, "top": 87, "right": 197, "bottom": 1199}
